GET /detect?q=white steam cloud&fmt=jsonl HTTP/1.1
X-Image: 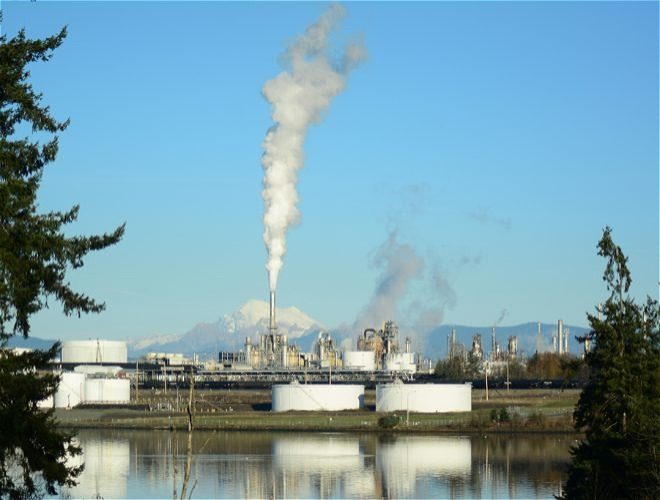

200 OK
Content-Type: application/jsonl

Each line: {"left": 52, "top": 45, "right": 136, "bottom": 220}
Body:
{"left": 261, "top": 4, "right": 366, "bottom": 291}
{"left": 351, "top": 231, "right": 457, "bottom": 354}
{"left": 354, "top": 232, "right": 425, "bottom": 331}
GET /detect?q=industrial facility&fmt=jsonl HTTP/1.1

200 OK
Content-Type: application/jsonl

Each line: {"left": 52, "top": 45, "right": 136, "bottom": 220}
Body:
{"left": 216, "top": 292, "right": 419, "bottom": 378}
{"left": 10, "top": 283, "right": 584, "bottom": 413}
{"left": 54, "top": 340, "right": 131, "bottom": 408}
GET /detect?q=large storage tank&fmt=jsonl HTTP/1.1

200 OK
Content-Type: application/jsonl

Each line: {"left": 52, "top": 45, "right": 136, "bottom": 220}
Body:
{"left": 55, "top": 372, "right": 86, "bottom": 408}
{"left": 343, "top": 351, "right": 376, "bottom": 371}
{"left": 84, "top": 378, "right": 130, "bottom": 404}
{"left": 383, "top": 352, "right": 416, "bottom": 373}
{"left": 38, "top": 395, "right": 53, "bottom": 409}
{"left": 272, "top": 382, "right": 364, "bottom": 411}
{"left": 376, "top": 381, "right": 471, "bottom": 413}
{"left": 61, "top": 340, "right": 127, "bottom": 364}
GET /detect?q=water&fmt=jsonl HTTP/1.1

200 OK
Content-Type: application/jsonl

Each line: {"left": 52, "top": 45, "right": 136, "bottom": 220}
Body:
{"left": 55, "top": 430, "right": 573, "bottom": 499}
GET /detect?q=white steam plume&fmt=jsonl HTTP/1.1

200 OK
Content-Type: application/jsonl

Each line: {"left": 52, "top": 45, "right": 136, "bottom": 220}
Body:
{"left": 354, "top": 232, "right": 425, "bottom": 331}
{"left": 261, "top": 4, "right": 366, "bottom": 291}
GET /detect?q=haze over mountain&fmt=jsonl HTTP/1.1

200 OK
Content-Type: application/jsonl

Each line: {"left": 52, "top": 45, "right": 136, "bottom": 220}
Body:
{"left": 7, "top": 299, "right": 590, "bottom": 361}
{"left": 127, "top": 300, "right": 324, "bottom": 357}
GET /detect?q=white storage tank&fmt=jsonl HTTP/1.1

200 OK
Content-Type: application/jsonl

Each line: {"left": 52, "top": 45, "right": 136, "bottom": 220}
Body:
{"left": 38, "top": 395, "right": 53, "bottom": 409}
{"left": 384, "top": 352, "right": 417, "bottom": 373}
{"left": 376, "top": 381, "right": 471, "bottom": 413}
{"left": 61, "top": 340, "right": 127, "bottom": 364}
{"left": 272, "top": 382, "right": 364, "bottom": 411}
{"left": 84, "top": 378, "right": 130, "bottom": 404}
{"left": 55, "top": 372, "right": 86, "bottom": 408}
{"left": 343, "top": 351, "right": 376, "bottom": 371}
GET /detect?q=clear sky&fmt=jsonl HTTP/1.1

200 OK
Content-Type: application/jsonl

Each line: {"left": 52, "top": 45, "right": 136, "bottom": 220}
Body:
{"left": 2, "top": 1, "right": 658, "bottom": 341}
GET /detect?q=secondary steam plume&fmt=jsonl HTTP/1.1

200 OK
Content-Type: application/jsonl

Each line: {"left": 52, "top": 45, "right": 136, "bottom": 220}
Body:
{"left": 261, "top": 4, "right": 366, "bottom": 291}
{"left": 355, "top": 232, "right": 425, "bottom": 331}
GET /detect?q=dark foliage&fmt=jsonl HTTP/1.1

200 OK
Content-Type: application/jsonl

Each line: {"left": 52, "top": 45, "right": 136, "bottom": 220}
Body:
{"left": 434, "top": 353, "right": 481, "bottom": 380}
{"left": 0, "top": 26, "right": 124, "bottom": 497}
{"left": 0, "top": 345, "right": 83, "bottom": 497}
{"left": 563, "top": 228, "right": 660, "bottom": 499}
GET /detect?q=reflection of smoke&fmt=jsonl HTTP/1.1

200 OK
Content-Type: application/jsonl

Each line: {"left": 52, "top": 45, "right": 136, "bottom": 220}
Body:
{"left": 261, "top": 4, "right": 366, "bottom": 291}
{"left": 354, "top": 232, "right": 424, "bottom": 331}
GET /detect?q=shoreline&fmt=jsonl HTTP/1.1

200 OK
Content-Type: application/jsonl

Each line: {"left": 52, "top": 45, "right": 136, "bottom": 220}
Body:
{"left": 53, "top": 387, "right": 580, "bottom": 434}
{"left": 54, "top": 407, "right": 578, "bottom": 435}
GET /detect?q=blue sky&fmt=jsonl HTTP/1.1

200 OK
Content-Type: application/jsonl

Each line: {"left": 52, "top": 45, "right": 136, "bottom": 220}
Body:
{"left": 2, "top": 1, "right": 658, "bottom": 341}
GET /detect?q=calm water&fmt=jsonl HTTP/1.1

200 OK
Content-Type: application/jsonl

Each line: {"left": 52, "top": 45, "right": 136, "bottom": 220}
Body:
{"left": 55, "top": 429, "right": 573, "bottom": 499}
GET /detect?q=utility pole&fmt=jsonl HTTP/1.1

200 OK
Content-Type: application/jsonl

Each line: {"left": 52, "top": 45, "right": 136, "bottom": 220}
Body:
{"left": 485, "top": 362, "right": 489, "bottom": 401}
{"left": 135, "top": 360, "right": 139, "bottom": 402}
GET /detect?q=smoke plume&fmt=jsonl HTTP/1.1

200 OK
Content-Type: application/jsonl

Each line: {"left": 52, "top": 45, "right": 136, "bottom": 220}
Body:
{"left": 493, "top": 308, "right": 508, "bottom": 327}
{"left": 261, "top": 4, "right": 366, "bottom": 291}
{"left": 354, "top": 231, "right": 425, "bottom": 331}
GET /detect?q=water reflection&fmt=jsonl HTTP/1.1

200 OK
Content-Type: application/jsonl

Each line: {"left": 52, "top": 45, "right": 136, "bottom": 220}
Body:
{"left": 57, "top": 430, "right": 571, "bottom": 499}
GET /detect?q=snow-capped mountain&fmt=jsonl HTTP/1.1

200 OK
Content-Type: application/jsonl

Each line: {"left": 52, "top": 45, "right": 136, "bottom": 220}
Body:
{"left": 128, "top": 299, "right": 324, "bottom": 357}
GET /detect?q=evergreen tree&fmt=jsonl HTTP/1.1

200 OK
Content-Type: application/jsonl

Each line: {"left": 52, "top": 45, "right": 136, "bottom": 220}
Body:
{"left": 563, "top": 228, "right": 660, "bottom": 499}
{"left": 0, "top": 26, "right": 124, "bottom": 497}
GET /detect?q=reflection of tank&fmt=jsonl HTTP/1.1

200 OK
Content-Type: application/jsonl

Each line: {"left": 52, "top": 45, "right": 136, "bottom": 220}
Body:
{"left": 274, "top": 436, "right": 361, "bottom": 471}
{"left": 377, "top": 436, "right": 471, "bottom": 498}
{"left": 272, "top": 381, "right": 364, "bottom": 411}
{"left": 376, "top": 380, "right": 471, "bottom": 413}
{"left": 70, "top": 436, "right": 130, "bottom": 499}
{"left": 273, "top": 435, "right": 368, "bottom": 499}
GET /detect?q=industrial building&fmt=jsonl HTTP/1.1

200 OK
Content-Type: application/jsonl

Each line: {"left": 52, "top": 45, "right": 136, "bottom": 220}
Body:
{"left": 50, "top": 339, "right": 131, "bottom": 408}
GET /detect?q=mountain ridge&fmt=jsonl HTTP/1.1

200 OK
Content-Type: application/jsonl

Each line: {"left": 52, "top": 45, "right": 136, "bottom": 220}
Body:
{"left": 7, "top": 299, "right": 590, "bottom": 361}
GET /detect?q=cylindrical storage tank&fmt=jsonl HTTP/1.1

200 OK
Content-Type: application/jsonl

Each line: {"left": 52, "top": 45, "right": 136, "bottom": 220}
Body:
{"left": 61, "top": 340, "right": 127, "bottom": 364}
{"left": 376, "top": 382, "right": 471, "bottom": 413}
{"left": 343, "top": 351, "right": 376, "bottom": 371}
{"left": 84, "top": 378, "right": 130, "bottom": 404}
{"left": 272, "top": 382, "right": 364, "bottom": 411}
{"left": 384, "top": 353, "right": 417, "bottom": 373}
{"left": 38, "top": 395, "right": 54, "bottom": 409}
{"left": 55, "top": 372, "right": 86, "bottom": 408}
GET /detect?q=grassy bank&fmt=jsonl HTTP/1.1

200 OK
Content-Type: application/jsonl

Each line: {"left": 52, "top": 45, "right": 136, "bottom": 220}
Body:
{"left": 55, "top": 388, "right": 579, "bottom": 434}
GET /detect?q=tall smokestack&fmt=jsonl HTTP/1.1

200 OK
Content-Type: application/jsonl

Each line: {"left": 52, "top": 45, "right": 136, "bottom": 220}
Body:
{"left": 491, "top": 326, "right": 496, "bottom": 353}
{"left": 269, "top": 291, "right": 276, "bottom": 332}
{"left": 260, "top": 4, "right": 366, "bottom": 291}
{"left": 558, "top": 319, "right": 564, "bottom": 355}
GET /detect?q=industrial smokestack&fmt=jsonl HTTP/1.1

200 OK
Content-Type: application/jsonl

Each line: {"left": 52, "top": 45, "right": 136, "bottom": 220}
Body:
{"left": 491, "top": 326, "right": 496, "bottom": 353}
{"left": 558, "top": 319, "right": 564, "bottom": 355}
{"left": 260, "top": 4, "right": 366, "bottom": 292}
{"left": 269, "top": 291, "right": 276, "bottom": 332}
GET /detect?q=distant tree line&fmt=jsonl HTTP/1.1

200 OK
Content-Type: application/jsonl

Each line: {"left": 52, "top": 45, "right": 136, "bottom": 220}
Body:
{"left": 434, "top": 352, "right": 589, "bottom": 382}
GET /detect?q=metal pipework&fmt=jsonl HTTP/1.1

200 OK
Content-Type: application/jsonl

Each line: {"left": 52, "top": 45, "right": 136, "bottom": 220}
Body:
{"left": 269, "top": 291, "right": 276, "bottom": 331}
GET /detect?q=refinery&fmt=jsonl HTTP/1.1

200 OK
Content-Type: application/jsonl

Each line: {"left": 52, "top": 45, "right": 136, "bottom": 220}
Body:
{"left": 10, "top": 287, "right": 586, "bottom": 414}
